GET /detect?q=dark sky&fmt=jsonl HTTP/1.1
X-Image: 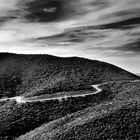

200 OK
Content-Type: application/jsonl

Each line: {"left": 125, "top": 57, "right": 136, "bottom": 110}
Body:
{"left": 0, "top": 0, "right": 140, "bottom": 73}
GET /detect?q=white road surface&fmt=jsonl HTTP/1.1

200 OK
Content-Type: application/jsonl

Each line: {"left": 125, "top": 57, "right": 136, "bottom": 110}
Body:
{"left": 0, "top": 80, "right": 139, "bottom": 104}
{"left": 0, "top": 84, "right": 102, "bottom": 104}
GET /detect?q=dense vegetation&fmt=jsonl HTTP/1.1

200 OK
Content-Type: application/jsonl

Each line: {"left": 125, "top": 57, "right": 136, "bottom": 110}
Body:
{"left": 0, "top": 53, "right": 139, "bottom": 98}
{"left": 0, "top": 53, "right": 139, "bottom": 140}
{"left": 17, "top": 81, "right": 140, "bottom": 140}
{"left": 0, "top": 90, "right": 112, "bottom": 140}
{"left": 48, "top": 102, "right": 139, "bottom": 140}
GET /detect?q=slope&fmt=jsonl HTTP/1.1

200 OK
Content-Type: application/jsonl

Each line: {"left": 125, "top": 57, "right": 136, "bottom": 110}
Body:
{"left": 17, "top": 81, "right": 140, "bottom": 140}
{"left": 0, "top": 53, "right": 139, "bottom": 98}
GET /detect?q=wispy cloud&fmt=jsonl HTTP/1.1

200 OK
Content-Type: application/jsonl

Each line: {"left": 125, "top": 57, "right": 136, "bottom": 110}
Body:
{"left": 0, "top": 0, "right": 140, "bottom": 73}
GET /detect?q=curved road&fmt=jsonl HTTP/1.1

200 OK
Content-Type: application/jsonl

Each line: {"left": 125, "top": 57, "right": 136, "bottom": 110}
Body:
{"left": 0, "top": 80, "right": 139, "bottom": 104}
{"left": 0, "top": 84, "right": 102, "bottom": 104}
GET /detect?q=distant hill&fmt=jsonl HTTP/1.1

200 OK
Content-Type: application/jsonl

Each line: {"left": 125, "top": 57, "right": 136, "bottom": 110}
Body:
{"left": 0, "top": 53, "right": 139, "bottom": 98}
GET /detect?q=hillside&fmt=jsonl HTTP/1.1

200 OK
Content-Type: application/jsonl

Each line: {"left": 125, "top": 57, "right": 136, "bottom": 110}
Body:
{"left": 0, "top": 53, "right": 139, "bottom": 140}
{"left": 16, "top": 81, "right": 140, "bottom": 140}
{"left": 0, "top": 53, "right": 139, "bottom": 98}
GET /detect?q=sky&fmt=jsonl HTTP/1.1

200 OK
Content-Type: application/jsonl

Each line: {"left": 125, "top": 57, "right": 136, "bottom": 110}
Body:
{"left": 0, "top": 0, "right": 140, "bottom": 73}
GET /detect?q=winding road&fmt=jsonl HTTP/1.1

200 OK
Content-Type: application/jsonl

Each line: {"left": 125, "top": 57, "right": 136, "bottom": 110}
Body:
{"left": 0, "top": 84, "right": 102, "bottom": 104}
{"left": 0, "top": 80, "right": 139, "bottom": 104}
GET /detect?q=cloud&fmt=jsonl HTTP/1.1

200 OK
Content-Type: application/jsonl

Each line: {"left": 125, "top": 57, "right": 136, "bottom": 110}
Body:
{"left": 0, "top": 0, "right": 140, "bottom": 73}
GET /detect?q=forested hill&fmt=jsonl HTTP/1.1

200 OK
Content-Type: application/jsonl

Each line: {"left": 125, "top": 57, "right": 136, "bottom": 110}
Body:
{"left": 0, "top": 53, "right": 139, "bottom": 97}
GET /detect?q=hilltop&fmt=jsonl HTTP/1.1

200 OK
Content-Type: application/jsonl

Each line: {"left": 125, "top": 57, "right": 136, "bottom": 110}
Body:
{"left": 0, "top": 53, "right": 139, "bottom": 98}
